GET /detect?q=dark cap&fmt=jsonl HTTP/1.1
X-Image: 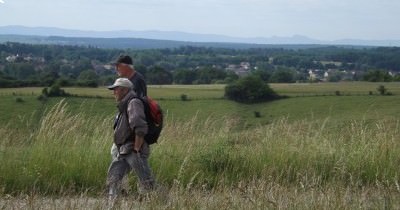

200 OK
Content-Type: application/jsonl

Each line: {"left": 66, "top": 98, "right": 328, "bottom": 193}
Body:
{"left": 113, "top": 55, "right": 133, "bottom": 65}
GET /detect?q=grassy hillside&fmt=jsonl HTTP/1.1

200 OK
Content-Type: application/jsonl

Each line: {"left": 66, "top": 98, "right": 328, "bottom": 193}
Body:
{"left": 1, "top": 82, "right": 399, "bottom": 208}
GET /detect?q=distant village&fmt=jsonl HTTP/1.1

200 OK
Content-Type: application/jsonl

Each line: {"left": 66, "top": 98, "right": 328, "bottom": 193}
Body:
{"left": 222, "top": 60, "right": 397, "bottom": 82}
{"left": 3, "top": 49, "right": 399, "bottom": 85}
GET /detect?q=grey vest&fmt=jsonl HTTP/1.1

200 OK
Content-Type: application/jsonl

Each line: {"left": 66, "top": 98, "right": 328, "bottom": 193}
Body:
{"left": 114, "top": 91, "right": 136, "bottom": 145}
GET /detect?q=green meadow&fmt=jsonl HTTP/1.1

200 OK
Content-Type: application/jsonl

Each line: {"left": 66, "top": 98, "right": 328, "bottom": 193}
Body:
{"left": 1, "top": 82, "right": 400, "bottom": 209}
{"left": 1, "top": 82, "right": 399, "bottom": 127}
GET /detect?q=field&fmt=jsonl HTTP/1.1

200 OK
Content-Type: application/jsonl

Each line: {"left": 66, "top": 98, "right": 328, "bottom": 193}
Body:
{"left": 1, "top": 82, "right": 400, "bottom": 209}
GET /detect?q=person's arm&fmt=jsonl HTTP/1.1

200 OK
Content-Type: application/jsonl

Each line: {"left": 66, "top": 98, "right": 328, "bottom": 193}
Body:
{"left": 127, "top": 98, "right": 148, "bottom": 152}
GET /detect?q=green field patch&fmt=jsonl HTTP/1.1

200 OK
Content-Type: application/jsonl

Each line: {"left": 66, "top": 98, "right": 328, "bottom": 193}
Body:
{"left": 1, "top": 84, "right": 399, "bottom": 129}
{"left": 270, "top": 82, "right": 400, "bottom": 96}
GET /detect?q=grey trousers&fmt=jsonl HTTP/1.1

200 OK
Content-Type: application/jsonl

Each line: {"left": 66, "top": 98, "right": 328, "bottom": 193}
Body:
{"left": 111, "top": 143, "right": 130, "bottom": 192}
{"left": 107, "top": 142, "right": 155, "bottom": 197}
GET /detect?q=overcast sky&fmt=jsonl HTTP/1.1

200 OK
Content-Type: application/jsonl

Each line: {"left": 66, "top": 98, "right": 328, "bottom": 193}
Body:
{"left": 0, "top": 0, "right": 399, "bottom": 40}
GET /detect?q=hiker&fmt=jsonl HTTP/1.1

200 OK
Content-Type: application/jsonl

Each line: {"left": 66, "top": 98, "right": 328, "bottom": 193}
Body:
{"left": 111, "top": 55, "right": 148, "bottom": 191}
{"left": 113, "top": 55, "right": 147, "bottom": 98}
{"left": 106, "top": 78, "right": 155, "bottom": 200}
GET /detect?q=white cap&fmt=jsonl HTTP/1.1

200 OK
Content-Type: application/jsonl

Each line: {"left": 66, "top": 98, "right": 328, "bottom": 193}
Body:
{"left": 107, "top": 78, "right": 133, "bottom": 90}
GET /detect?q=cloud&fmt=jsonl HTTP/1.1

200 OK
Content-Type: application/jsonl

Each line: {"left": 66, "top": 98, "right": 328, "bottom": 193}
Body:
{"left": 0, "top": 0, "right": 4, "bottom": 3}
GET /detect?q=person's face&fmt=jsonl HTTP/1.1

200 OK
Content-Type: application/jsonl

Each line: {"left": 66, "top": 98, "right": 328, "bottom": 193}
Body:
{"left": 113, "top": 87, "right": 128, "bottom": 102}
{"left": 115, "top": 63, "right": 130, "bottom": 77}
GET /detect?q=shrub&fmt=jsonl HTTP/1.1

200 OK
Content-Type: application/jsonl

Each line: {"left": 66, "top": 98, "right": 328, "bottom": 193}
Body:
{"left": 377, "top": 85, "right": 387, "bottom": 95}
{"left": 42, "top": 87, "right": 49, "bottom": 96}
{"left": 15, "top": 97, "right": 24, "bottom": 103}
{"left": 180, "top": 94, "right": 189, "bottom": 101}
{"left": 42, "top": 85, "right": 70, "bottom": 97}
{"left": 225, "top": 75, "right": 279, "bottom": 103}
{"left": 37, "top": 94, "right": 48, "bottom": 101}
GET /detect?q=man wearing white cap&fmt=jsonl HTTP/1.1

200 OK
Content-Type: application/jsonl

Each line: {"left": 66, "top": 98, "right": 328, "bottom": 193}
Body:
{"left": 111, "top": 55, "right": 148, "bottom": 193}
{"left": 106, "top": 78, "right": 155, "bottom": 201}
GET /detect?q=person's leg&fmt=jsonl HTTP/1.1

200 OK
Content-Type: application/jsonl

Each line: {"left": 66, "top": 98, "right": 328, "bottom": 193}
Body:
{"left": 111, "top": 143, "right": 130, "bottom": 193}
{"left": 126, "top": 143, "right": 155, "bottom": 193}
{"left": 106, "top": 157, "right": 131, "bottom": 199}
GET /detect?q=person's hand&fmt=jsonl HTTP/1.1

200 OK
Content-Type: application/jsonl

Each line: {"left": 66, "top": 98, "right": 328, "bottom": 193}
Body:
{"left": 134, "top": 134, "right": 144, "bottom": 154}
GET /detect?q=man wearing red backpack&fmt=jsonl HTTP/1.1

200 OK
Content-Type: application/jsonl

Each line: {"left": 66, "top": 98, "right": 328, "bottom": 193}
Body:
{"left": 106, "top": 78, "right": 155, "bottom": 202}
{"left": 111, "top": 55, "right": 148, "bottom": 193}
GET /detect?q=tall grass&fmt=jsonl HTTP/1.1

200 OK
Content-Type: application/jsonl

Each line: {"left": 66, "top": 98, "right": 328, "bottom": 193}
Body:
{"left": 0, "top": 100, "right": 111, "bottom": 195}
{"left": 1, "top": 100, "right": 399, "bottom": 208}
{"left": 158, "top": 115, "right": 400, "bottom": 188}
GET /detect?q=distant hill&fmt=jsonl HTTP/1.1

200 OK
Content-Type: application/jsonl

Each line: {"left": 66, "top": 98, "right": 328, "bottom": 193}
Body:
{"left": 0, "top": 25, "right": 399, "bottom": 48}
{"left": 0, "top": 34, "right": 332, "bottom": 50}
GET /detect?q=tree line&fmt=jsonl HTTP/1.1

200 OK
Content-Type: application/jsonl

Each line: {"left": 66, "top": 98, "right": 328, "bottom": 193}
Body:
{"left": 1, "top": 42, "right": 400, "bottom": 88}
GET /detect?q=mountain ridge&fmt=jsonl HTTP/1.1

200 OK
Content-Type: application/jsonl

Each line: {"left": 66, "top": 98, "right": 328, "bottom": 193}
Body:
{"left": 0, "top": 25, "right": 399, "bottom": 47}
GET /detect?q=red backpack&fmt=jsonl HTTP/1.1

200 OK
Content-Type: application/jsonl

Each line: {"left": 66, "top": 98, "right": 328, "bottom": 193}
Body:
{"left": 134, "top": 96, "right": 163, "bottom": 144}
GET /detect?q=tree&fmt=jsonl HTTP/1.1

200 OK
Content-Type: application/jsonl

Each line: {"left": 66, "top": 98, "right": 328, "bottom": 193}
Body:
{"left": 40, "top": 70, "right": 59, "bottom": 86}
{"left": 59, "top": 64, "right": 74, "bottom": 77}
{"left": 78, "top": 70, "right": 98, "bottom": 81}
{"left": 225, "top": 75, "right": 279, "bottom": 103}
{"left": 174, "top": 69, "right": 197, "bottom": 84}
{"left": 135, "top": 64, "right": 148, "bottom": 77}
{"left": 147, "top": 66, "right": 173, "bottom": 85}
{"left": 252, "top": 69, "right": 271, "bottom": 82}
{"left": 73, "top": 57, "right": 92, "bottom": 74}
{"left": 255, "top": 61, "right": 274, "bottom": 72}
{"left": 269, "top": 68, "right": 296, "bottom": 83}
{"left": 136, "top": 52, "right": 158, "bottom": 66}
{"left": 0, "top": 72, "right": 19, "bottom": 88}
{"left": 363, "top": 70, "right": 392, "bottom": 82}
{"left": 77, "top": 70, "right": 99, "bottom": 87}
{"left": 327, "top": 71, "right": 343, "bottom": 82}
{"left": 224, "top": 71, "right": 239, "bottom": 83}
{"left": 272, "top": 55, "right": 300, "bottom": 67}
{"left": 3, "top": 63, "right": 36, "bottom": 80}
{"left": 195, "top": 67, "right": 227, "bottom": 84}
